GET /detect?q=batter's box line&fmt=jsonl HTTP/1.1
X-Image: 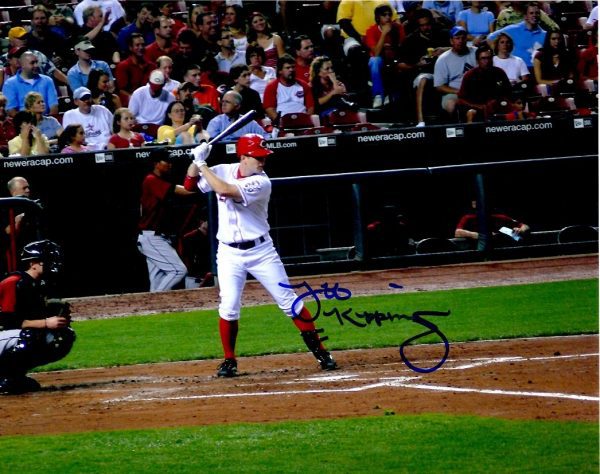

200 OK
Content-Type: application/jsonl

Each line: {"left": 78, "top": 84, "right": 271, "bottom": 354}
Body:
{"left": 444, "top": 352, "right": 599, "bottom": 370}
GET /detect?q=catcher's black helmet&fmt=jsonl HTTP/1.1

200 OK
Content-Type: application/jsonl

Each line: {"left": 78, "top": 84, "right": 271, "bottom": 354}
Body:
{"left": 20, "top": 240, "right": 63, "bottom": 274}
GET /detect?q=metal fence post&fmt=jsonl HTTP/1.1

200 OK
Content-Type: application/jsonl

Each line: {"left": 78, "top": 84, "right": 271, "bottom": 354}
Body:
{"left": 475, "top": 173, "right": 490, "bottom": 254}
{"left": 352, "top": 182, "right": 365, "bottom": 261}
{"left": 207, "top": 192, "right": 219, "bottom": 282}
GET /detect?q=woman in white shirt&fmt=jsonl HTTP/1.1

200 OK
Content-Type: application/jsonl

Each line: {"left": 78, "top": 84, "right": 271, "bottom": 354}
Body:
{"left": 246, "top": 45, "right": 276, "bottom": 101}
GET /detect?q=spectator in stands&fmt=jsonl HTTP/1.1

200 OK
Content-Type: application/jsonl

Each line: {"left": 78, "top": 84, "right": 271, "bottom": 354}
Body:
{"left": 336, "top": 1, "right": 398, "bottom": 101}
{"left": 310, "top": 56, "right": 353, "bottom": 119}
{"left": 247, "top": 12, "right": 285, "bottom": 68}
{"left": 107, "top": 107, "right": 146, "bottom": 149}
{"left": 40, "top": 0, "right": 78, "bottom": 41}
{"left": 492, "top": 33, "right": 531, "bottom": 87}
{"left": 0, "top": 94, "right": 17, "bottom": 157}
{"left": 26, "top": 4, "right": 69, "bottom": 67}
{"left": 171, "top": 29, "right": 200, "bottom": 82}
{"left": 117, "top": 2, "right": 156, "bottom": 54}
{"left": 533, "top": 31, "right": 577, "bottom": 96}
{"left": 8, "top": 111, "right": 50, "bottom": 157}
{"left": 129, "top": 70, "right": 175, "bottom": 125}
{"left": 144, "top": 16, "right": 178, "bottom": 65}
{"left": 264, "top": 54, "right": 315, "bottom": 123}
{"left": 422, "top": 1, "right": 464, "bottom": 24}
{"left": 221, "top": 4, "right": 248, "bottom": 55}
{"left": 156, "top": 56, "right": 181, "bottom": 94}
{"left": 455, "top": 199, "right": 530, "bottom": 244}
{"left": 577, "top": 28, "right": 598, "bottom": 93}
{"left": 115, "top": 33, "right": 154, "bottom": 106}
{"left": 215, "top": 27, "right": 246, "bottom": 74}
{"left": 456, "top": 1, "right": 495, "bottom": 47}
{"left": 195, "top": 12, "right": 221, "bottom": 58}
{"left": 158, "top": 2, "right": 186, "bottom": 39}
{"left": 293, "top": 35, "right": 315, "bottom": 84}
{"left": 397, "top": 8, "right": 449, "bottom": 127}
{"left": 434, "top": 26, "right": 477, "bottom": 119}
{"left": 157, "top": 101, "right": 207, "bottom": 145}
{"left": 57, "top": 124, "right": 89, "bottom": 153}
{"left": 2, "top": 51, "right": 58, "bottom": 117}
{"left": 79, "top": 5, "right": 120, "bottom": 65}
{"left": 495, "top": 1, "right": 560, "bottom": 32}
{"left": 24, "top": 92, "right": 62, "bottom": 148}
{"left": 67, "top": 38, "right": 114, "bottom": 93}
{"left": 74, "top": 0, "right": 126, "bottom": 33}
{"left": 206, "top": 91, "right": 269, "bottom": 142}
{"left": 1, "top": 27, "right": 68, "bottom": 87}
{"left": 174, "top": 81, "right": 198, "bottom": 121}
{"left": 62, "top": 87, "right": 113, "bottom": 151}
{"left": 365, "top": 4, "right": 406, "bottom": 108}
{"left": 185, "top": 3, "right": 209, "bottom": 38}
{"left": 457, "top": 45, "right": 512, "bottom": 123}
{"left": 0, "top": 47, "right": 27, "bottom": 90}
{"left": 230, "top": 64, "right": 265, "bottom": 120}
{"left": 247, "top": 45, "right": 277, "bottom": 101}
{"left": 181, "top": 64, "right": 221, "bottom": 115}
{"left": 87, "top": 68, "right": 121, "bottom": 113}
{"left": 488, "top": 2, "right": 547, "bottom": 70}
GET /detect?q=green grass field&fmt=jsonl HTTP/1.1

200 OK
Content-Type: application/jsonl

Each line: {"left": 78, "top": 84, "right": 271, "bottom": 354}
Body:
{"left": 2, "top": 279, "right": 598, "bottom": 473}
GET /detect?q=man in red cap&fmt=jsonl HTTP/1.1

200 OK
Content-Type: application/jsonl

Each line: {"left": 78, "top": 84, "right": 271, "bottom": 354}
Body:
{"left": 184, "top": 135, "right": 337, "bottom": 377}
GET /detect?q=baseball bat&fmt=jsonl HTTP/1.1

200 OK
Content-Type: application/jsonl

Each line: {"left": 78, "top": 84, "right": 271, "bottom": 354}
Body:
{"left": 207, "top": 109, "right": 257, "bottom": 145}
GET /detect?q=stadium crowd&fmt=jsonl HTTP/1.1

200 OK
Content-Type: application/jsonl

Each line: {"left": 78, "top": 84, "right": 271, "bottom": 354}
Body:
{"left": 0, "top": 0, "right": 597, "bottom": 157}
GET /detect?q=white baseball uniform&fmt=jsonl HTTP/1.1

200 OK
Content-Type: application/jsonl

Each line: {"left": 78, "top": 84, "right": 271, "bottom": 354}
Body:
{"left": 196, "top": 163, "right": 302, "bottom": 321}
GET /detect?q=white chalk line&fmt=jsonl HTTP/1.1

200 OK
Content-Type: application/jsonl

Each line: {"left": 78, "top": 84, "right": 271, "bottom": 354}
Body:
{"left": 102, "top": 352, "right": 599, "bottom": 404}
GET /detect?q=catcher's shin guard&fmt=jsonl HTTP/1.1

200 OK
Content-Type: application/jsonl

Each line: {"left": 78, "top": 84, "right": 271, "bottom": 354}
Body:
{"left": 300, "top": 329, "right": 338, "bottom": 370}
{"left": 0, "top": 328, "right": 75, "bottom": 376}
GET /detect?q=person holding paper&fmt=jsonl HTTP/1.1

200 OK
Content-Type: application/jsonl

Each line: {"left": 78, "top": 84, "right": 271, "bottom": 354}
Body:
{"left": 455, "top": 200, "right": 530, "bottom": 242}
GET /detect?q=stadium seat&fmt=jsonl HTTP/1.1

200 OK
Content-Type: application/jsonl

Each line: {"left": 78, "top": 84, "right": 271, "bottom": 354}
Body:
{"left": 415, "top": 237, "right": 458, "bottom": 254}
{"left": 326, "top": 109, "right": 380, "bottom": 132}
{"left": 557, "top": 225, "right": 598, "bottom": 244}
{"left": 133, "top": 123, "right": 160, "bottom": 139}
{"left": 279, "top": 113, "right": 333, "bottom": 137}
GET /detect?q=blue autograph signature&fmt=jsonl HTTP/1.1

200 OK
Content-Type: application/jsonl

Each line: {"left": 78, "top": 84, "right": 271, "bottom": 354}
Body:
{"left": 279, "top": 281, "right": 450, "bottom": 373}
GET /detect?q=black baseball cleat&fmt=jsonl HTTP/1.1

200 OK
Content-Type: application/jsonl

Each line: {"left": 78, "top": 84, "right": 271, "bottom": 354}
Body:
{"left": 316, "top": 350, "right": 338, "bottom": 371}
{"left": 0, "top": 375, "right": 41, "bottom": 395}
{"left": 217, "top": 358, "right": 238, "bottom": 377}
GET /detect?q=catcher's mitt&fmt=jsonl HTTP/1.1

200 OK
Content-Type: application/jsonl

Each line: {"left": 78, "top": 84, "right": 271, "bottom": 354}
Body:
{"left": 45, "top": 298, "right": 71, "bottom": 318}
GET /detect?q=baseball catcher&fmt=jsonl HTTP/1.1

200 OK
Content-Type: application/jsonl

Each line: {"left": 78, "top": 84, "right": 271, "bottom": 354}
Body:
{"left": 0, "top": 240, "right": 75, "bottom": 394}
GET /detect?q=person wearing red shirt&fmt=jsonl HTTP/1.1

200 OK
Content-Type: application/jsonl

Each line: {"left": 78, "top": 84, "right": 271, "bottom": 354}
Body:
{"left": 115, "top": 33, "right": 154, "bottom": 106}
{"left": 263, "top": 54, "right": 314, "bottom": 123}
{"left": 293, "top": 35, "right": 315, "bottom": 84}
{"left": 364, "top": 4, "right": 405, "bottom": 108}
{"left": 107, "top": 107, "right": 146, "bottom": 149}
{"left": 144, "top": 16, "right": 179, "bottom": 65}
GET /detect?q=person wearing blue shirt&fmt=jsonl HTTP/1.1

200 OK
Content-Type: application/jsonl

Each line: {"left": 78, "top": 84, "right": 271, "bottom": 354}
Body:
{"left": 2, "top": 51, "right": 58, "bottom": 116}
{"left": 67, "top": 39, "right": 114, "bottom": 93}
{"left": 116, "top": 3, "right": 155, "bottom": 54}
{"left": 487, "top": 2, "right": 546, "bottom": 69}
{"left": 206, "top": 91, "right": 269, "bottom": 142}
{"left": 422, "top": 1, "right": 464, "bottom": 23}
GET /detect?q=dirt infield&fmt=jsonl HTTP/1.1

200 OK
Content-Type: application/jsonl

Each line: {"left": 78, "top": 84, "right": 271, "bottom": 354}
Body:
{"left": 1, "top": 255, "right": 598, "bottom": 437}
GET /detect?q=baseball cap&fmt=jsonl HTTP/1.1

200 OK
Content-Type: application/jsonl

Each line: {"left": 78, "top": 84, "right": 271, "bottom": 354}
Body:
{"left": 450, "top": 26, "right": 467, "bottom": 37}
{"left": 236, "top": 133, "right": 273, "bottom": 158}
{"left": 73, "top": 87, "right": 92, "bottom": 100}
{"left": 8, "top": 46, "right": 28, "bottom": 59}
{"left": 177, "top": 81, "right": 197, "bottom": 92}
{"left": 8, "top": 26, "right": 28, "bottom": 40}
{"left": 149, "top": 70, "right": 166, "bottom": 85}
{"left": 74, "top": 39, "right": 96, "bottom": 51}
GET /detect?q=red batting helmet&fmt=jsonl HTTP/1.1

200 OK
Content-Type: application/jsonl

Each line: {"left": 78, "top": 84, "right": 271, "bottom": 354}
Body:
{"left": 236, "top": 133, "right": 273, "bottom": 158}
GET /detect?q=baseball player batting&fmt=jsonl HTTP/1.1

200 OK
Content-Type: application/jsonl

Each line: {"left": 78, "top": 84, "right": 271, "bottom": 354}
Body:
{"left": 184, "top": 134, "right": 337, "bottom": 377}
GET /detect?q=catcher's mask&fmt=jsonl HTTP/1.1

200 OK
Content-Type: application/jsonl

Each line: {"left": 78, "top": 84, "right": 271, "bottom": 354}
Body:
{"left": 20, "top": 240, "right": 64, "bottom": 275}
